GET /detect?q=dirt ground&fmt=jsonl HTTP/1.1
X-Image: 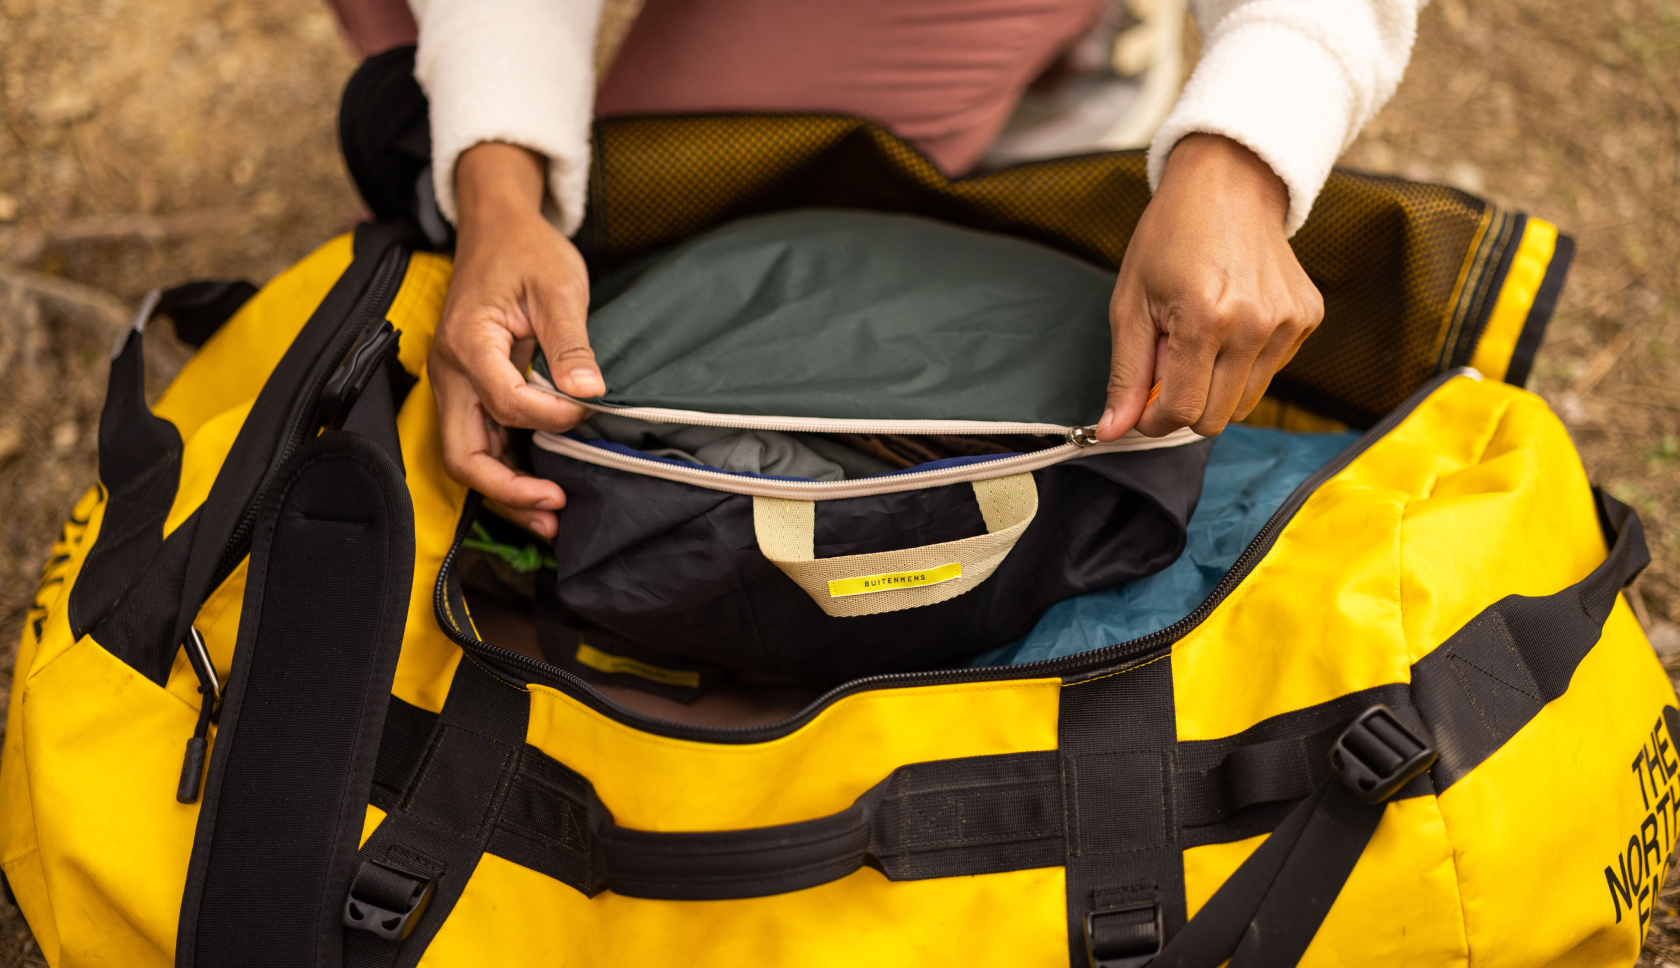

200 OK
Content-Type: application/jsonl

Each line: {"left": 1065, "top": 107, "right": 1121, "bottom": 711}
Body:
{"left": 0, "top": 0, "right": 1677, "bottom": 964}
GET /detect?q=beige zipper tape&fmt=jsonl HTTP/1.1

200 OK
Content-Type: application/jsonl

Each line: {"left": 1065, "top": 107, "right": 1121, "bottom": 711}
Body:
{"left": 527, "top": 371, "right": 1198, "bottom": 440}
{"left": 752, "top": 473, "right": 1037, "bottom": 617}
{"left": 532, "top": 427, "right": 1198, "bottom": 499}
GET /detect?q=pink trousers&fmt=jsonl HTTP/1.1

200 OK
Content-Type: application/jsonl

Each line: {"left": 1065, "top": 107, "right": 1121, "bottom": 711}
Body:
{"left": 329, "top": 0, "right": 1102, "bottom": 175}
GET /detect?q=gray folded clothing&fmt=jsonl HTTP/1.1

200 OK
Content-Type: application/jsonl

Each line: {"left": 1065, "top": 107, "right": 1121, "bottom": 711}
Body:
{"left": 575, "top": 412, "right": 896, "bottom": 481}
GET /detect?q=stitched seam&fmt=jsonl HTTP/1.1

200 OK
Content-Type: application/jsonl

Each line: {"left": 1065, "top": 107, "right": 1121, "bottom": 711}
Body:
{"left": 1447, "top": 651, "right": 1498, "bottom": 741}
{"left": 1454, "top": 624, "right": 1542, "bottom": 700}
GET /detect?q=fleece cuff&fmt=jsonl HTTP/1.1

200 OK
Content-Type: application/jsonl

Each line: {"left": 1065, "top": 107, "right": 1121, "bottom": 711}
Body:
{"left": 1147, "top": 18, "right": 1359, "bottom": 236}
{"left": 413, "top": 0, "right": 600, "bottom": 235}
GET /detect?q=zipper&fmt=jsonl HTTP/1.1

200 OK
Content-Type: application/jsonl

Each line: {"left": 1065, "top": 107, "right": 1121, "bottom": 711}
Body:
{"left": 526, "top": 372, "right": 1201, "bottom": 498}
{"left": 528, "top": 371, "right": 1171, "bottom": 445}
{"left": 534, "top": 430, "right": 1199, "bottom": 499}
{"left": 205, "top": 245, "right": 409, "bottom": 594}
{"left": 442, "top": 369, "right": 1478, "bottom": 745}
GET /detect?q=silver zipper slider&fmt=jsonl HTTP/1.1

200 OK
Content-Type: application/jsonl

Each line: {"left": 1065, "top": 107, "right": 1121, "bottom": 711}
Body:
{"left": 1068, "top": 426, "right": 1100, "bottom": 447}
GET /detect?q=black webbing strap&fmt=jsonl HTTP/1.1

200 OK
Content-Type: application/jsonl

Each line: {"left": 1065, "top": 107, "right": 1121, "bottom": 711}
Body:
{"left": 175, "top": 377, "right": 416, "bottom": 968}
{"left": 364, "top": 697, "right": 1064, "bottom": 904}
{"left": 1174, "top": 683, "right": 1424, "bottom": 848}
{"left": 1151, "top": 779, "right": 1384, "bottom": 968}
{"left": 343, "top": 656, "right": 532, "bottom": 968}
{"left": 359, "top": 678, "right": 1421, "bottom": 912}
{"left": 69, "top": 299, "right": 184, "bottom": 641}
{"left": 1058, "top": 656, "right": 1185, "bottom": 968}
{"left": 156, "top": 280, "right": 259, "bottom": 348}
{"left": 523, "top": 747, "right": 1061, "bottom": 899}
{"left": 1413, "top": 488, "right": 1649, "bottom": 789}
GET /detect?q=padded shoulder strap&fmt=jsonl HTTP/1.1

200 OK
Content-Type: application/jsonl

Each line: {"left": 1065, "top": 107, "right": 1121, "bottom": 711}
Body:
{"left": 175, "top": 377, "right": 415, "bottom": 968}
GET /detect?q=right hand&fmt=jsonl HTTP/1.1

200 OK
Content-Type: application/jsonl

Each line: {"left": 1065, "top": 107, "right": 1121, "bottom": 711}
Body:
{"left": 429, "top": 142, "right": 604, "bottom": 539}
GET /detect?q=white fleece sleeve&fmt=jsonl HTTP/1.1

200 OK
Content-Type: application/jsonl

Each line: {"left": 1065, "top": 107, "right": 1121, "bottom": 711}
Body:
{"left": 1148, "top": 0, "right": 1426, "bottom": 235}
{"left": 408, "top": 0, "right": 605, "bottom": 235}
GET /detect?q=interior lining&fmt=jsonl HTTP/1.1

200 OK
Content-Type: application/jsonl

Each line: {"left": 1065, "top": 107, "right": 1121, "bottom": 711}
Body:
{"left": 462, "top": 424, "right": 1358, "bottom": 730}
{"left": 566, "top": 418, "right": 1061, "bottom": 483}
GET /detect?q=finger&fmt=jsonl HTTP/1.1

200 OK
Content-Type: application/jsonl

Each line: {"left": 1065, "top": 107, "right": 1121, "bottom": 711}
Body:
{"left": 445, "top": 430, "right": 564, "bottom": 538}
{"left": 1190, "top": 346, "right": 1261, "bottom": 436}
{"left": 433, "top": 360, "right": 564, "bottom": 538}
{"left": 485, "top": 499, "right": 561, "bottom": 541}
{"left": 1136, "top": 320, "right": 1221, "bottom": 437}
{"left": 1190, "top": 310, "right": 1273, "bottom": 435}
{"left": 1098, "top": 283, "right": 1163, "bottom": 441}
{"left": 1233, "top": 320, "right": 1313, "bottom": 421}
{"left": 451, "top": 318, "right": 591, "bottom": 432}
{"left": 525, "top": 260, "right": 606, "bottom": 400}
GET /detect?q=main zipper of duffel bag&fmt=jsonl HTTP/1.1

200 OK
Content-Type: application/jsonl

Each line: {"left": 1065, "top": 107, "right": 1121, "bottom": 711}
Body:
{"left": 203, "top": 246, "right": 410, "bottom": 595}
{"left": 443, "top": 369, "right": 1482, "bottom": 744}
{"left": 526, "top": 372, "right": 1202, "bottom": 499}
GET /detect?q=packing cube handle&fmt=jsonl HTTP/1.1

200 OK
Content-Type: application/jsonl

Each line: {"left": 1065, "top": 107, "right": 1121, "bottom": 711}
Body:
{"left": 752, "top": 473, "right": 1038, "bottom": 618}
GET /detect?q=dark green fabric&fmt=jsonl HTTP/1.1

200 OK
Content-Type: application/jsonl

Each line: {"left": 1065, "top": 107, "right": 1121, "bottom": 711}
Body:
{"left": 574, "top": 209, "right": 1116, "bottom": 426}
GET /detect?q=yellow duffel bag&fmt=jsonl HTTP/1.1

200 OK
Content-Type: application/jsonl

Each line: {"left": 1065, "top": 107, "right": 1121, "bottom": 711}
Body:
{"left": 2, "top": 118, "right": 1669, "bottom": 968}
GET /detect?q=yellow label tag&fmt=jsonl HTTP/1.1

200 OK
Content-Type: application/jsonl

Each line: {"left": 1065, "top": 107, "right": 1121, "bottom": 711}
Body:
{"left": 828, "top": 562, "right": 963, "bottom": 598}
{"left": 574, "top": 642, "right": 701, "bottom": 688}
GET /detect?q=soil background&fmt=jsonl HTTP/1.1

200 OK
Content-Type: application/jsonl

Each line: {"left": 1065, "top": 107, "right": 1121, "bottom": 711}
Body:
{"left": 0, "top": 0, "right": 1677, "bottom": 964}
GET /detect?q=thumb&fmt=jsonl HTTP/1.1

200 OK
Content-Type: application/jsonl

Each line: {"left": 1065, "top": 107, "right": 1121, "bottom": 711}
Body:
{"left": 1097, "top": 285, "right": 1160, "bottom": 441}
{"left": 530, "top": 264, "right": 605, "bottom": 400}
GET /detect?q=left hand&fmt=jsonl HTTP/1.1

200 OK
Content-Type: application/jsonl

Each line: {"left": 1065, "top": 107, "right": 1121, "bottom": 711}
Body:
{"left": 1096, "top": 133, "right": 1325, "bottom": 440}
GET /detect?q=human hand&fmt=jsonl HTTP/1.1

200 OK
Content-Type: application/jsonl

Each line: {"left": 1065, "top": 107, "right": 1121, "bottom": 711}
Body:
{"left": 429, "top": 142, "right": 605, "bottom": 538}
{"left": 1095, "top": 134, "right": 1324, "bottom": 440}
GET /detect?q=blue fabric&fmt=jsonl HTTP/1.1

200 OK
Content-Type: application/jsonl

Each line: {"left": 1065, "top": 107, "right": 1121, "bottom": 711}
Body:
{"left": 972, "top": 425, "right": 1359, "bottom": 667}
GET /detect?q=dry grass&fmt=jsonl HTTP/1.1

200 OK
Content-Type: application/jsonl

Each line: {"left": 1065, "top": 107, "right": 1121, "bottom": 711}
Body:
{"left": 0, "top": 0, "right": 1675, "bottom": 962}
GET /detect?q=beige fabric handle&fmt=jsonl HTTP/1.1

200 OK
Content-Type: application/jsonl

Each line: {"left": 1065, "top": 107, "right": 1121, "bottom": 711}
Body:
{"left": 752, "top": 473, "right": 1038, "bottom": 618}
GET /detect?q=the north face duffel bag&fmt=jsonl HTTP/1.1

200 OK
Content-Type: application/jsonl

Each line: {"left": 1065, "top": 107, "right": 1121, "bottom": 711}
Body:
{"left": 3, "top": 116, "right": 1669, "bottom": 968}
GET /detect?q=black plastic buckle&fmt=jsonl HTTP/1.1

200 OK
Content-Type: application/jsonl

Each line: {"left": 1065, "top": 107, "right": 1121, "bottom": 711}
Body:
{"left": 316, "top": 319, "right": 401, "bottom": 431}
{"left": 1084, "top": 903, "right": 1163, "bottom": 968}
{"left": 1327, "top": 705, "right": 1437, "bottom": 804}
{"left": 343, "top": 859, "right": 435, "bottom": 942}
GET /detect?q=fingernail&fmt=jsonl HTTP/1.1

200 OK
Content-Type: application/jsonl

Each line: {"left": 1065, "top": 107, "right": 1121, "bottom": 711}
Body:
{"left": 535, "top": 497, "right": 561, "bottom": 511}
{"left": 1098, "top": 407, "right": 1117, "bottom": 433}
{"left": 567, "top": 368, "right": 604, "bottom": 397}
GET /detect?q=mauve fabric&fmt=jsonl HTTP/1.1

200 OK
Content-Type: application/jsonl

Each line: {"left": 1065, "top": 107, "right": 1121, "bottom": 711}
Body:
{"left": 596, "top": 0, "right": 1107, "bottom": 175}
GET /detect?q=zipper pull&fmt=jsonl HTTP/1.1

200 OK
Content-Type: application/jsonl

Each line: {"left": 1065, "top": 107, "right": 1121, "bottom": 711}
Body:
{"left": 177, "top": 627, "right": 220, "bottom": 804}
{"left": 1068, "top": 426, "right": 1100, "bottom": 447}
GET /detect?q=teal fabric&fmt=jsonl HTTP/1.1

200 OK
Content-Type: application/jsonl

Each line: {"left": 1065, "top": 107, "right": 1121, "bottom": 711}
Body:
{"left": 973, "top": 425, "right": 1360, "bottom": 666}
{"left": 580, "top": 209, "right": 1116, "bottom": 426}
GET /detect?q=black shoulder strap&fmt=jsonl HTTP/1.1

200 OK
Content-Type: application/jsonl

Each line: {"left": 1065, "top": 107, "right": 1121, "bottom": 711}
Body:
{"left": 84, "top": 222, "right": 415, "bottom": 686}
{"left": 175, "top": 369, "right": 415, "bottom": 968}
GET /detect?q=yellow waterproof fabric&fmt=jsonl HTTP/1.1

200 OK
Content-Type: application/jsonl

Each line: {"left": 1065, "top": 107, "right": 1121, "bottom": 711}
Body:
{"left": 0, "top": 234, "right": 1665, "bottom": 968}
{"left": 1470, "top": 218, "right": 1560, "bottom": 382}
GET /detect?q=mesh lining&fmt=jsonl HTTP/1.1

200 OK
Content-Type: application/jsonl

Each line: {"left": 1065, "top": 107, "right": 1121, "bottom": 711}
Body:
{"left": 578, "top": 114, "right": 1515, "bottom": 428}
